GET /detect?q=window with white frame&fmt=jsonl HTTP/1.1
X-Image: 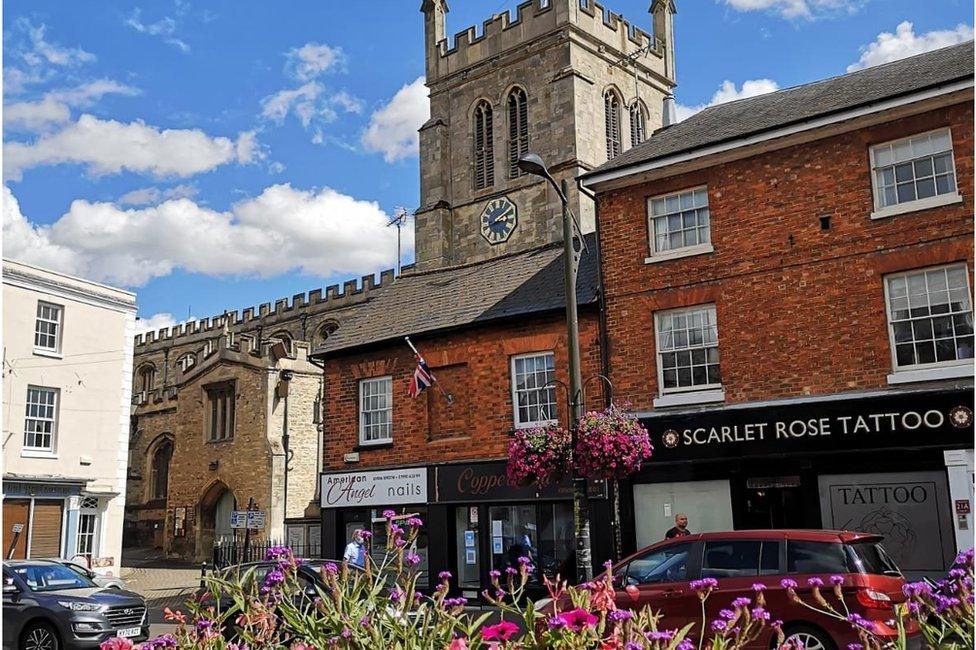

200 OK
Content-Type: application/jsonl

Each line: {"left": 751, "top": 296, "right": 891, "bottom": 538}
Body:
{"left": 76, "top": 497, "right": 100, "bottom": 557}
{"left": 359, "top": 376, "right": 392, "bottom": 444}
{"left": 884, "top": 265, "right": 973, "bottom": 370}
{"left": 870, "top": 129, "right": 957, "bottom": 211}
{"left": 34, "top": 301, "right": 63, "bottom": 353}
{"left": 655, "top": 305, "right": 721, "bottom": 393}
{"left": 648, "top": 187, "right": 710, "bottom": 255}
{"left": 24, "top": 386, "right": 58, "bottom": 452}
{"left": 511, "top": 352, "right": 557, "bottom": 428}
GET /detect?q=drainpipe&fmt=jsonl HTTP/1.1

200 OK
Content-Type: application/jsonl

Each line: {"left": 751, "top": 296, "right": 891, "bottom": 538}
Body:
{"left": 278, "top": 370, "right": 294, "bottom": 532}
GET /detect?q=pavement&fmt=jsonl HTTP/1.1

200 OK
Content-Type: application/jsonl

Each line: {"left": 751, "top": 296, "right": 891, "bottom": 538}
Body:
{"left": 120, "top": 547, "right": 202, "bottom": 638}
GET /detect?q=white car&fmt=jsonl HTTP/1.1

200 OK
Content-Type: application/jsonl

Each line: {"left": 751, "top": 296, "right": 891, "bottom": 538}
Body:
{"left": 41, "top": 558, "right": 128, "bottom": 590}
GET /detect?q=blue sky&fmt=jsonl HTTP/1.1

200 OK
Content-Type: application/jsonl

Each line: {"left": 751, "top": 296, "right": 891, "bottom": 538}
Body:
{"left": 3, "top": 0, "right": 972, "bottom": 331}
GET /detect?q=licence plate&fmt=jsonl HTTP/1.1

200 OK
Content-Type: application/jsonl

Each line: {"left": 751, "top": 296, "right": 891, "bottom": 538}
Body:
{"left": 117, "top": 627, "right": 141, "bottom": 638}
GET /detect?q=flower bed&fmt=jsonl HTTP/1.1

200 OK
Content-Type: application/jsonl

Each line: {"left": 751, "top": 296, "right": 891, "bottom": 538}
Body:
{"left": 105, "top": 515, "right": 974, "bottom": 649}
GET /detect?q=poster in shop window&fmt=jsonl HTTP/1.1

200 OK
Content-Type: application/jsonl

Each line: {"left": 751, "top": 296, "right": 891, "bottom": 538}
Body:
{"left": 818, "top": 471, "right": 955, "bottom": 578}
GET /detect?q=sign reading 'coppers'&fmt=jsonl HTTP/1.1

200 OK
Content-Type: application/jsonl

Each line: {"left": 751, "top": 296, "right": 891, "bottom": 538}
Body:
{"left": 320, "top": 467, "right": 428, "bottom": 509}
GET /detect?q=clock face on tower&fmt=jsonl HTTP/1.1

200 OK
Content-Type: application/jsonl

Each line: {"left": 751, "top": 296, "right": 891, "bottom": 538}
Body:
{"left": 479, "top": 196, "right": 518, "bottom": 245}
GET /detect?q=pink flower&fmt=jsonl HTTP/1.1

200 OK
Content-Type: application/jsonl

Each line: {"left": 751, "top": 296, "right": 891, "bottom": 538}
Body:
{"left": 482, "top": 621, "right": 520, "bottom": 642}
{"left": 553, "top": 608, "right": 599, "bottom": 632}
{"left": 447, "top": 637, "right": 468, "bottom": 650}
{"left": 100, "top": 640, "right": 134, "bottom": 650}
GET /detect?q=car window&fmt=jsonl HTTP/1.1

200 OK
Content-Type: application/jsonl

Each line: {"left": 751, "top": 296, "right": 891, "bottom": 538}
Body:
{"left": 760, "top": 541, "right": 780, "bottom": 575}
{"left": 701, "top": 541, "right": 761, "bottom": 579}
{"left": 12, "top": 564, "right": 94, "bottom": 591}
{"left": 624, "top": 542, "right": 692, "bottom": 585}
{"left": 787, "top": 540, "right": 848, "bottom": 574}
{"left": 845, "top": 542, "right": 901, "bottom": 576}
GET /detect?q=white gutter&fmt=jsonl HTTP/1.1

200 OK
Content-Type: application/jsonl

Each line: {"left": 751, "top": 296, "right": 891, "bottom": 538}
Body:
{"left": 581, "top": 77, "right": 974, "bottom": 189}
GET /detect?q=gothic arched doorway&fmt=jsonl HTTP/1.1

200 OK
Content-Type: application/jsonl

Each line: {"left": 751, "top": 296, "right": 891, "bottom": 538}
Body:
{"left": 198, "top": 481, "right": 235, "bottom": 561}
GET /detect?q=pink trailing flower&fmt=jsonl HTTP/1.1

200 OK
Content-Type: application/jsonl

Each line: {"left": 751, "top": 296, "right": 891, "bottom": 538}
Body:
{"left": 99, "top": 640, "right": 134, "bottom": 650}
{"left": 447, "top": 636, "right": 468, "bottom": 650}
{"left": 482, "top": 620, "right": 520, "bottom": 641}
{"left": 506, "top": 423, "right": 571, "bottom": 486}
{"left": 552, "top": 608, "right": 600, "bottom": 632}
{"left": 573, "top": 407, "right": 653, "bottom": 480}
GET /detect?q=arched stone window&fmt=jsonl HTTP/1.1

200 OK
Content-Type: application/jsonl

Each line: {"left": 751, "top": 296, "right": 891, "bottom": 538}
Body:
{"left": 604, "top": 89, "right": 622, "bottom": 160}
{"left": 137, "top": 364, "right": 156, "bottom": 394}
{"left": 317, "top": 320, "right": 339, "bottom": 346}
{"left": 507, "top": 87, "right": 529, "bottom": 178}
{"left": 629, "top": 100, "right": 647, "bottom": 147}
{"left": 151, "top": 439, "right": 173, "bottom": 501}
{"left": 270, "top": 331, "right": 293, "bottom": 350}
{"left": 473, "top": 100, "right": 494, "bottom": 190}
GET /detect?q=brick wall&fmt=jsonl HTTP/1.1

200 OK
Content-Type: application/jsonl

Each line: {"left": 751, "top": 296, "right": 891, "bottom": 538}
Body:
{"left": 597, "top": 103, "right": 974, "bottom": 411}
{"left": 321, "top": 312, "right": 603, "bottom": 471}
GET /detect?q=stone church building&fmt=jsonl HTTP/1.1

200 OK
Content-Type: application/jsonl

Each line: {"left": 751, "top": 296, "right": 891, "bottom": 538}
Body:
{"left": 125, "top": 0, "right": 677, "bottom": 562}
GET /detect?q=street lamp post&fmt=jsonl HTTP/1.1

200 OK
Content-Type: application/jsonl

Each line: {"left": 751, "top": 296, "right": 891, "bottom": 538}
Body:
{"left": 517, "top": 153, "right": 593, "bottom": 584}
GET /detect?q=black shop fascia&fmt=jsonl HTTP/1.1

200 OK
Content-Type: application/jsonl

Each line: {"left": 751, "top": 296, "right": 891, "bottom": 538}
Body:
{"left": 618, "top": 385, "right": 974, "bottom": 580}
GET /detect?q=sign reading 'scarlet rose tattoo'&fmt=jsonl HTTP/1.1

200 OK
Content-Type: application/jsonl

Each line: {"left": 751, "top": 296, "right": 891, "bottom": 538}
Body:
{"left": 320, "top": 467, "right": 428, "bottom": 508}
{"left": 643, "top": 389, "right": 973, "bottom": 462}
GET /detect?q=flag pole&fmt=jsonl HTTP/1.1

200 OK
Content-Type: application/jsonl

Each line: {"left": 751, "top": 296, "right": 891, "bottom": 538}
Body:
{"left": 405, "top": 337, "right": 454, "bottom": 404}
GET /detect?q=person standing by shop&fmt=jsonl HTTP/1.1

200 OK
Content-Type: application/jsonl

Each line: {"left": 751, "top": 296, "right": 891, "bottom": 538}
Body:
{"left": 665, "top": 514, "right": 691, "bottom": 539}
{"left": 343, "top": 529, "right": 367, "bottom": 566}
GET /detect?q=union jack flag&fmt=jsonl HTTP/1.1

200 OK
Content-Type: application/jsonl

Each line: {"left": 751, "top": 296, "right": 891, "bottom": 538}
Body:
{"left": 408, "top": 355, "right": 434, "bottom": 398}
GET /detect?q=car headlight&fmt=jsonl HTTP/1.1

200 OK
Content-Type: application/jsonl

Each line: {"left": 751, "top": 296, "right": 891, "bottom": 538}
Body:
{"left": 72, "top": 622, "right": 103, "bottom": 632}
{"left": 57, "top": 601, "right": 103, "bottom": 612}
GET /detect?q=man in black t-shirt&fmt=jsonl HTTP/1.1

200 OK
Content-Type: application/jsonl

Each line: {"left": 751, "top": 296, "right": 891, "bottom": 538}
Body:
{"left": 665, "top": 513, "right": 691, "bottom": 539}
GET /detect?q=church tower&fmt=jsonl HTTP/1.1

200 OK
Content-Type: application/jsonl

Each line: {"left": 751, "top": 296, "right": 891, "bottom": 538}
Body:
{"left": 414, "top": 0, "right": 677, "bottom": 271}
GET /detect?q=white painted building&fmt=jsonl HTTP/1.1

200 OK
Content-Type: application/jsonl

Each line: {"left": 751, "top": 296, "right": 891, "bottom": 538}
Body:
{"left": 2, "top": 259, "right": 136, "bottom": 578}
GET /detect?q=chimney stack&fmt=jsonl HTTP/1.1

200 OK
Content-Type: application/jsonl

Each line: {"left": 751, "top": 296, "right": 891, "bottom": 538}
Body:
{"left": 662, "top": 94, "right": 677, "bottom": 127}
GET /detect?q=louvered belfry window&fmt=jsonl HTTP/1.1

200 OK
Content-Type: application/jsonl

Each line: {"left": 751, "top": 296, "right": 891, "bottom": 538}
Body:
{"left": 630, "top": 101, "right": 647, "bottom": 147}
{"left": 474, "top": 100, "right": 495, "bottom": 190}
{"left": 605, "top": 90, "right": 621, "bottom": 160}
{"left": 507, "top": 88, "right": 529, "bottom": 178}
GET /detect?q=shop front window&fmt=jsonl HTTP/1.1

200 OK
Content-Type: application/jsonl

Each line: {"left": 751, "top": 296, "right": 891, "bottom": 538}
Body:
{"left": 488, "top": 503, "right": 573, "bottom": 583}
{"left": 343, "top": 507, "right": 428, "bottom": 586}
{"left": 455, "top": 507, "right": 481, "bottom": 589}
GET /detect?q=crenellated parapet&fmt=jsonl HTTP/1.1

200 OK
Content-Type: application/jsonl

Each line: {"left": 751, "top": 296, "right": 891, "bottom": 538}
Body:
{"left": 422, "top": 0, "right": 669, "bottom": 84}
{"left": 134, "top": 267, "right": 397, "bottom": 351}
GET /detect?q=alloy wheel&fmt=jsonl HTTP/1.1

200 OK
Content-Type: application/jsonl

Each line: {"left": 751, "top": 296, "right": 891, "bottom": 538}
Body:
{"left": 785, "top": 631, "right": 827, "bottom": 650}
{"left": 23, "top": 626, "right": 56, "bottom": 650}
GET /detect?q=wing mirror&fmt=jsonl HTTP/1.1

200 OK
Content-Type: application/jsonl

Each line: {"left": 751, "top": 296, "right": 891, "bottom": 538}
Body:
{"left": 3, "top": 578, "right": 18, "bottom": 595}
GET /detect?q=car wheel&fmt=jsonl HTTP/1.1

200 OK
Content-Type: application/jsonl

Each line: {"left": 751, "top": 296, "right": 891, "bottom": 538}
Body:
{"left": 20, "top": 621, "right": 60, "bottom": 650}
{"left": 780, "top": 624, "right": 835, "bottom": 650}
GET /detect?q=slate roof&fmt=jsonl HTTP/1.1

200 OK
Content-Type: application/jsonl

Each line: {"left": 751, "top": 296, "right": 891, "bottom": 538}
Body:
{"left": 312, "top": 233, "right": 599, "bottom": 356}
{"left": 584, "top": 41, "right": 974, "bottom": 180}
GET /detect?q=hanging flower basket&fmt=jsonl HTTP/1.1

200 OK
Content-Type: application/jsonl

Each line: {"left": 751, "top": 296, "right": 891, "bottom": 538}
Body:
{"left": 506, "top": 423, "right": 572, "bottom": 487}
{"left": 574, "top": 407, "right": 653, "bottom": 480}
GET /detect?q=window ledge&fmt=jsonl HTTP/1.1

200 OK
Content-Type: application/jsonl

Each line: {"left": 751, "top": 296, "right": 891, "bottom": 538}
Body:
{"left": 355, "top": 441, "right": 393, "bottom": 451}
{"left": 870, "top": 193, "right": 963, "bottom": 220}
{"left": 653, "top": 389, "right": 726, "bottom": 409}
{"left": 887, "top": 364, "right": 973, "bottom": 385}
{"left": 644, "top": 243, "right": 714, "bottom": 265}
{"left": 32, "top": 348, "right": 62, "bottom": 359}
{"left": 514, "top": 419, "right": 558, "bottom": 431}
{"left": 21, "top": 449, "right": 57, "bottom": 459}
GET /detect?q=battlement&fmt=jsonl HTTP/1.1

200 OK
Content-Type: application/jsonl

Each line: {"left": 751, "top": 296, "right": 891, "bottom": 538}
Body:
{"left": 423, "top": 0, "right": 665, "bottom": 83}
{"left": 134, "top": 267, "right": 397, "bottom": 349}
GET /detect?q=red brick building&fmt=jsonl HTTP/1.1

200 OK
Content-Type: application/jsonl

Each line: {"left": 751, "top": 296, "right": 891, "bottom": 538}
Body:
{"left": 313, "top": 240, "right": 614, "bottom": 595}
{"left": 580, "top": 43, "right": 974, "bottom": 579}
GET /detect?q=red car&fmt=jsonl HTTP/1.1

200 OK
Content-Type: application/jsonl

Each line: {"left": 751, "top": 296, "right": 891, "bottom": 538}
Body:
{"left": 609, "top": 530, "right": 921, "bottom": 649}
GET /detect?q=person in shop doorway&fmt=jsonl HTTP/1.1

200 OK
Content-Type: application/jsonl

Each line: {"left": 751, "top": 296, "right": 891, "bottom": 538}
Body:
{"left": 665, "top": 513, "right": 691, "bottom": 539}
{"left": 508, "top": 523, "right": 536, "bottom": 569}
{"left": 343, "top": 529, "right": 367, "bottom": 566}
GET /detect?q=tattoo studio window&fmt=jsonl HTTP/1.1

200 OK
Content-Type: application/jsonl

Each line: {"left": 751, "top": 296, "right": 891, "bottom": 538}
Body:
{"left": 655, "top": 305, "right": 721, "bottom": 393}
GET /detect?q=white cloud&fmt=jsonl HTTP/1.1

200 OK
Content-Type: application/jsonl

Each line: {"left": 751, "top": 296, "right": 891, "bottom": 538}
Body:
{"left": 723, "top": 0, "right": 863, "bottom": 19}
{"left": 118, "top": 184, "right": 199, "bottom": 206}
{"left": 675, "top": 78, "right": 780, "bottom": 121}
{"left": 125, "top": 8, "right": 190, "bottom": 52}
{"left": 4, "top": 183, "right": 409, "bottom": 287}
{"left": 135, "top": 312, "right": 194, "bottom": 335}
{"left": 362, "top": 76, "right": 429, "bottom": 163}
{"left": 19, "top": 20, "right": 95, "bottom": 67}
{"left": 847, "top": 21, "right": 974, "bottom": 71}
{"left": 286, "top": 43, "right": 345, "bottom": 81}
{"left": 4, "top": 115, "right": 259, "bottom": 181}
{"left": 4, "top": 79, "right": 140, "bottom": 132}
{"left": 260, "top": 82, "right": 362, "bottom": 144}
